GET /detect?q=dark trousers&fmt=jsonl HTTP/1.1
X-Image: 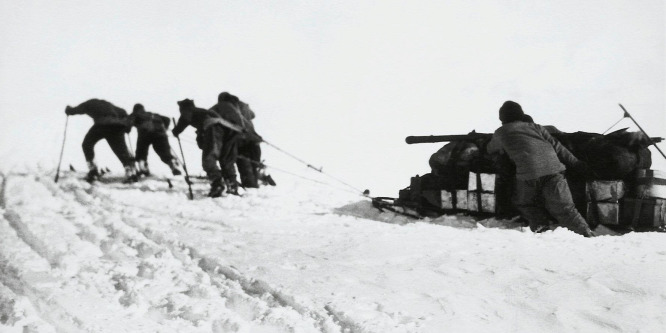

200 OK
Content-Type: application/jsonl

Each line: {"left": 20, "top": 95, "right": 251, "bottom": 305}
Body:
{"left": 135, "top": 131, "right": 174, "bottom": 164}
{"left": 82, "top": 125, "right": 133, "bottom": 166}
{"left": 201, "top": 124, "right": 239, "bottom": 182}
{"left": 237, "top": 141, "right": 261, "bottom": 188}
{"left": 514, "top": 172, "right": 591, "bottom": 235}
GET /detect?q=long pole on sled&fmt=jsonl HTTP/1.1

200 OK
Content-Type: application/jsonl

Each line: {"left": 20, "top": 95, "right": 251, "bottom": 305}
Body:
{"left": 619, "top": 104, "right": 666, "bottom": 160}
{"left": 173, "top": 118, "right": 194, "bottom": 200}
{"left": 54, "top": 115, "right": 69, "bottom": 183}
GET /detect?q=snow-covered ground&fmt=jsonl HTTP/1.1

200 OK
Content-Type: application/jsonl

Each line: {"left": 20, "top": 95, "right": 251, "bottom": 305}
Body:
{"left": 1, "top": 168, "right": 665, "bottom": 333}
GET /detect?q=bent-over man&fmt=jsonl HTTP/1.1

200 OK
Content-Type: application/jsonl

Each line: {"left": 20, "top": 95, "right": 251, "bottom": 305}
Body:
{"left": 487, "top": 101, "right": 594, "bottom": 237}
{"left": 128, "top": 103, "right": 182, "bottom": 177}
{"left": 210, "top": 92, "right": 264, "bottom": 188}
{"left": 65, "top": 99, "right": 137, "bottom": 183}
{"left": 172, "top": 99, "right": 241, "bottom": 197}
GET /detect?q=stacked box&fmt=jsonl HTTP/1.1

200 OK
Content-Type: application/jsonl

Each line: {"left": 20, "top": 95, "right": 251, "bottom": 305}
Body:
{"left": 586, "top": 180, "right": 625, "bottom": 202}
{"left": 619, "top": 169, "right": 666, "bottom": 227}
{"left": 585, "top": 180, "right": 624, "bottom": 226}
{"left": 422, "top": 190, "right": 442, "bottom": 209}
{"left": 467, "top": 192, "right": 496, "bottom": 213}
{"left": 467, "top": 172, "right": 496, "bottom": 214}
{"left": 635, "top": 169, "right": 666, "bottom": 199}
{"left": 622, "top": 198, "right": 666, "bottom": 227}
{"left": 441, "top": 189, "right": 468, "bottom": 210}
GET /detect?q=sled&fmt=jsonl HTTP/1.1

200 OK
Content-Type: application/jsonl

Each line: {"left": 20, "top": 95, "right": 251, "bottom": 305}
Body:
{"left": 376, "top": 129, "right": 666, "bottom": 232}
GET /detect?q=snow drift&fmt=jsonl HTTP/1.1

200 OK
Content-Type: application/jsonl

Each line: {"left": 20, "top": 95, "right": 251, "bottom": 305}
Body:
{"left": 1, "top": 169, "right": 665, "bottom": 332}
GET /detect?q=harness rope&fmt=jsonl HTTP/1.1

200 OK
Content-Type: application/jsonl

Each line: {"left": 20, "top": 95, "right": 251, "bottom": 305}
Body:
{"left": 175, "top": 134, "right": 366, "bottom": 197}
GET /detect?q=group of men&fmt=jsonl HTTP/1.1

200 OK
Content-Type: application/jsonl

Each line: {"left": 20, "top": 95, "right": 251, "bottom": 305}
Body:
{"left": 65, "top": 92, "right": 270, "bottom": 198}
{"left": 65, "top": 96, "right": 596, "bottom": 236}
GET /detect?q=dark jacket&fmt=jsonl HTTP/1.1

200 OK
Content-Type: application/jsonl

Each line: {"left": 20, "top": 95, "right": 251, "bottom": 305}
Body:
{"left": 487, "top": 121, "right": 581, "bottom": 180}
{"left": 66, "top": 99, "right": 128, "bottom": 126}
{"left": 128, "top": 105, "right": 170, "bottom": 134}
{"left": 172, "top": 102, "right": 223, "bottom": 136}
{"left": 210, "top": 101, "right": 261, "bottom": 142}
{"left": 237, "top": 101, "right": 255, "bottom": 120}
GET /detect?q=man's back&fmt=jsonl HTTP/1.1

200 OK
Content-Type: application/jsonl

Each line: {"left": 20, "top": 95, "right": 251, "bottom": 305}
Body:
{"left": 488, "top": 122, "right": 571, "bottom": 180}
{"left": 70, "top": 99, "right": 127, "bottom": 126}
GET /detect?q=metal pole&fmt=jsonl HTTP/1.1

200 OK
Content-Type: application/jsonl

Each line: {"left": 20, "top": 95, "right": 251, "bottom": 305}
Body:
{"left": 173, "top": 118, "right": 194, "bottom": 200}
{"left": 619, "top": 104, "right": 666, "bottom": 160}
{"left": 54, "top": 116, "right": 69, "bottom": 183}
{"left": 601, "top": 116, "right": 626, "bottom": 135}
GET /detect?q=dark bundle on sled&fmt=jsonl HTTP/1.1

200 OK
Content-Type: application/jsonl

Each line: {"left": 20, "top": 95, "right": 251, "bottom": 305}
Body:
{"left": 375, "top": 128, "right": 665, "bottom": 231}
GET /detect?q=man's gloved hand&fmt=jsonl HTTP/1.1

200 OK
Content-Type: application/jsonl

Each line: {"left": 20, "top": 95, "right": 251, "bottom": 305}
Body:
{"left": 583, "top": 228, "right": 596, "bottom": 238}
{"left": 65, "top": 106, "right": 74, "bottom": 115}
{"left": 171, "top": 129, "right": 179, "bottom": 138}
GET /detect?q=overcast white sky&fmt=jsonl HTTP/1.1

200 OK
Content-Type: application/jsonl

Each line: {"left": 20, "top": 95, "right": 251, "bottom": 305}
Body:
{"left": 1, "top": 0, "right": 664, "bottom": 196}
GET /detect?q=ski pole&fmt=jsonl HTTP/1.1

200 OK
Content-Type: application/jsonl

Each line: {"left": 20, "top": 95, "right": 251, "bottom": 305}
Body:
{"left": 54, "top": 115, "right": 70, "bottom": 183}
{"left": 619, "top": 104, "right": 666, "bottom": 161}
{"left": 125, "top": 133, "right": 135, "bottom": 158}
{"left": 173, "top": 118, "right": 194, "bottom": 200}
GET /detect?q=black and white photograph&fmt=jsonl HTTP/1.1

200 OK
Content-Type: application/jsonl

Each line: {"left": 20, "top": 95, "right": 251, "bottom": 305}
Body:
{"left": 0, "top": 1, "right": 665, "bottom": 332}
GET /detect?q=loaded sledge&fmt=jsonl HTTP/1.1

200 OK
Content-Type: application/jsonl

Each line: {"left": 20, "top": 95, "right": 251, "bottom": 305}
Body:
{"left": 374, "top": 126, "right": 666, "bottom": 232}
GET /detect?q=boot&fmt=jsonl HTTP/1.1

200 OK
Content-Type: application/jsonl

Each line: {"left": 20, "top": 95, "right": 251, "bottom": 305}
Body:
{"left": 168, "top": 158, "right": 182, "bottom": 176}
{"left": 260, "top": 174, "right": 276, "bottom": 186}
{"left": 225, "top": 178, "right": 240, "bottom": 196}
{"left": 208, "top": 178, "right": 225, "bottom": 198}
{"left": 257, "top": 163, "right": 276, "bottom": 186}
{"left": 85, "top": 160, "right": 100, "bottom": 183}
{"left": 123, "top": 165, "right": 139, "bottom": 184}
{"left": 136, "top": 160, "right": 150, "bottom": 177}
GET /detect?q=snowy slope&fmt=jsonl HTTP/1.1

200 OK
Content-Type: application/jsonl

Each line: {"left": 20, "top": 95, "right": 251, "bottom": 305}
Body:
{"left": 1, "top": 169, "right": 666, "bottom": 333}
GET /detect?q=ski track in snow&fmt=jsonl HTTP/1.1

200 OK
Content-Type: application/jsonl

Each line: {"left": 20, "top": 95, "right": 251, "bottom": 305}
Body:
{"left": 1, "top": 170, "right": 666, "bottom": 332}
{"left": 0, "top": 172, "right": 344, "bottom": 332}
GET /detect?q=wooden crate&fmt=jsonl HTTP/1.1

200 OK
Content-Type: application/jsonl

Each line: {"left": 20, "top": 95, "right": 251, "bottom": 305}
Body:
{"left": 422, "top": 190, "right": 442, "bottom": 209}
{"left": 468, "top": 172, "right": 496, "bottom": 192}
{"left": 441, "top": 190, "right": 468, "bottom": 210}
{"left": 586, "top": 202, "right": 620, "bottom": 225}
{"left": 621, "top": 197, "right": 666, "bottom": 227}
{"left": 585, "top": 180, "right": 625, "bottom": 202}
{"left": 467, "top": 191, "right": 496, "bottom": 214}
{"left": 635, "top": 169, "right": 666, "bottom": 199}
